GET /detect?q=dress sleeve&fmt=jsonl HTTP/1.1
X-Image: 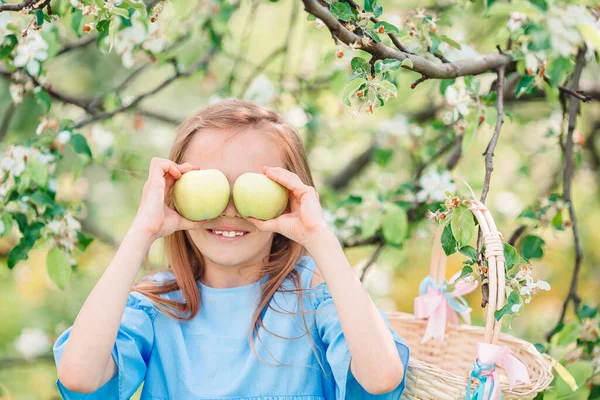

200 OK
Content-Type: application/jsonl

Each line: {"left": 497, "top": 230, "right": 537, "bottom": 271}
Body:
{"left": 52, "top": 291, "right": 157, "bottom": 400}
{"left": 311, "top": 281, "right": 410, "bottom": 399}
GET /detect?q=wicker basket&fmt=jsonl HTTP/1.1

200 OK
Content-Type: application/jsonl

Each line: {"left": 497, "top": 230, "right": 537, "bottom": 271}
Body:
{"left": 387, "top": 197, "right": 554, "bottom": 399}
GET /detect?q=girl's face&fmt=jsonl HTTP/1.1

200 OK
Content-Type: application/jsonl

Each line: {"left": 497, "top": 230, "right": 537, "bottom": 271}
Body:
{"left": 181, "top": 128, "right": 287, "bottom": 271}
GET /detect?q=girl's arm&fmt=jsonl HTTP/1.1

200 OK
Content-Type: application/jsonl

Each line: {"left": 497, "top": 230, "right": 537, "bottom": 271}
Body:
{"left": 246, "top": 166, "right": 405, "bottom": 394}
{"left": 304, "top": 229, "right": 405, "bottom": 395}
{"left": 56, "top": 224, "right": 154, "bottom": 393}
{"left": 56, "top": 158, "right": 205, "bottom": 394}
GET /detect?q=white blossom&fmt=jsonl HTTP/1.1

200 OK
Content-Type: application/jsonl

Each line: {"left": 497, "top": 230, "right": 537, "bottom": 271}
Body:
{"left": 284, "top": 105, "right": 309, "bottom": 128}
{"left": 57, "top": 130, "right": 72, "bottom": 144}
{"left": 0, "top": 12, "right": 12, "bottom": 42}
{"left": 416, "top": 169, "right": 456, "bottom": 202}
{"left": 243, "top": 74, "right": 278, "bottom": 105}
{"left": 377, "top": 114, "right": 409, "bottom": 137}
{"left": 13, "top": 31, "right": 48, "bottom": 76}
{"left": 14, "top": 328, "right": 50, "bottom": 360}
{"left": 444, "top": 83, "right": 471, "bottom": 123}
{"left": 110, "top": 13, "right": 147, "bottom": 68}
{"left": 507, "top": 12, "right": 527, "bottom": 32}
{"left": 9, "top": 83, "right": 24, "bottom": 103}
{"left": 89, "top": 125, "right": 114, "bottom": 153}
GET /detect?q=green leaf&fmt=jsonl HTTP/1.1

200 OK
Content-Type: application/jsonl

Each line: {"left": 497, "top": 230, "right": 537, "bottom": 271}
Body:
{"left": 521, "top": 235, "right": 545, "bottom": 259}
{"left": 484, "top": 106, "right": 498, "bottom": 128}
{"left": 365, "top": 28, "right": 382, "bottom": 44}
{"left": 373, "top": 21, "right": 400, "bottom": 34}
{"left": 351, "top": 57, "right": 371, "bottom": 76}
{"left": 71, "top": 8, "right": 83, "bottom": 36}
{"left": 76, "top": 231, "right": 94, "bottom": 252}
{"left": 7, "top": 222, "right": 44, "bottom": 269}
{"left": 458, "top": 245, "right": 478, "bottom": 261}
{"left": 47, "top": 246, "right": 72, "bottom": 290}
{"left": 484, "top": 0, "right": 544, "bottom": 20}
{"left": 457, "top": 265, "right": 473, "bottom": 280}
{"left": 329, "top": 2, "right": 355, "bottom": 22}
{"left": 515, "top": 75, "right": 536, "bottom": 98}
{"left": 372, "top": 2, "right": 383, "bottom": 18}
{"left": 108, "top": 16, "right": 118, "bottom": 52}
{"left": 400, "top": 58, "right": 413, "bottom": 69}
{"left": 26, "top": 158, "right": 49, "bottom": 188}
{"left": 494, "top": 290, "right": 521, "bottom": 320}
{"left": 439, "top": 34, "right": 462, "bottom": 50}
{"left": 371, "top": 79, "right": 397, "bottom": 98}
{"left": 439, "top": 79, "right": 455, "bottom": 95}
{"left": 374, "top": 59, "right": 402, "bottom": 74}
{"left": 451, "top": 205, "right": 475, "bottom": 248}
{"left": 441, "top": 222, "right": 457, "bottom": 256}
{"left": 361, "top": 207, "right": 383, "bottom": 239}
{"left": 461, "top": 111, "right": 480, "bottom": 154}
{"left": 382, "top": 203, "right": 408, "bottom": 245}
{"left": 31, "top": 9, "right": 44, "bottom": 26}
{"left": 30, "top": 191, "right": 54, "bottom": 208}
{"left": 111, "top": 7, "right": 130, "bottom": 18}
{"left": 546, "top": 360, "right": 592, "bottom": 400}
{"left": 364, "top": 0, "right": 376, "bottom": 12}
{"left": 35, "top": 89, "right": 52, "bottom": 113}
{"left": 341, "top": 78, "right": 367, "bottom": 106}
{"left": 70, "top": 133, "right": 93, "bottom": 158}
{"left": 374, "top": 148, "right": 393, "bottom": 166}
{"left": 517, "top": 206, "right": 538, "bottom": 220}
{"left": 504, "top": 243, "right": 523, "bottom": 271}
{"left": 528, "top": 0, "right": 547, "bottom": 11}
{"left": 546, "top": 57, "right": 572, "bottom": 88}
{"left": 0, "top": 213, "right": 13, "bottom": 238}
{"left": 430, "top": 35, "right": 441, "bottom": 54}
{"left": 73, "top": 153, "right": 91, "bottom": 181}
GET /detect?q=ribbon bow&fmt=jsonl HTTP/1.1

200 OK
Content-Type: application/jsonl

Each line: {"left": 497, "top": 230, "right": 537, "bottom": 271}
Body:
{"left": 413, "top": 272, "right": 478, "bottom": 343}
{"left": 466, "top": 343, "right": 531, "bottom": 400}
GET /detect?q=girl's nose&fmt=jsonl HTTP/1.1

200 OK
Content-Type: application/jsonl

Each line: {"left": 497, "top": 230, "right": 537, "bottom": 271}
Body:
{"left": 220, "top": 185, "right": 240, "bottom": 217}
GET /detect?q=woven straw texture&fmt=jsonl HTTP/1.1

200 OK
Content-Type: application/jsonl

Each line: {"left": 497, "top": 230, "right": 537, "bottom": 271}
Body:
{"left": 388, "top": 198, "right": 554, "bottom": 399}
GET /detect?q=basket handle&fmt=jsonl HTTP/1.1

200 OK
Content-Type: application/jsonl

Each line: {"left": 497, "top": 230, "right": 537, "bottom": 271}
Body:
{"left": 429, "top": 224, "right": 447, "bottom": 287}
{"left": 467, "top": 198, "right": 506, "bottom": 344}
{"left": 427, "top": 199, "right": 506, "bottom": 344}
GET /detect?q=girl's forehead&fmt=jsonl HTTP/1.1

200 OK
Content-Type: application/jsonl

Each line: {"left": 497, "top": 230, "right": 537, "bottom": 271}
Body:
{"left": 182, "top": 128, "right": 286, "bottom": 177}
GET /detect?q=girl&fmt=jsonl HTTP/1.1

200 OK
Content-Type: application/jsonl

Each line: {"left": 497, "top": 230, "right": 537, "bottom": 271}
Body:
{"left": 53, "top": 99, "right": 410, "bottom": 399}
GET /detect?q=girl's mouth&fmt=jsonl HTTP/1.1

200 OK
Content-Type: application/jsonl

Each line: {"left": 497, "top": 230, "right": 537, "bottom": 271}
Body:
{"left": 206, "top": 229, "right": 249, "bottom": 242}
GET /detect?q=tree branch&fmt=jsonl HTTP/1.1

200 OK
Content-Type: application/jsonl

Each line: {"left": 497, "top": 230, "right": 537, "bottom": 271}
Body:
{"left": 301, "top": 0, "right": 513, "bottom": 79}
{"left": 546, "top": 45, "right": 587, "bottom": 342}
{"left": 0, "top": 0, "right": 35, "bottom": 12}
{"left": 72, "top": 46, "right": 218, "bottom": 129}
{"left": 359, "top": 241, "right": 385, "bottom": 282}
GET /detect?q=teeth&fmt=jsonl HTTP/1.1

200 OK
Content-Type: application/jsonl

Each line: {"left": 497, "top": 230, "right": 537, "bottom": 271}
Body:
{"left": 212, "top": 230, "right": 245, "bottom": 237}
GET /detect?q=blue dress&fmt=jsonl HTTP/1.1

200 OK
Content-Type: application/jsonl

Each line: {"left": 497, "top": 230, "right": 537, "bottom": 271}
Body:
{"left": 53, "top": 255, "right": 410, "bottom": 399}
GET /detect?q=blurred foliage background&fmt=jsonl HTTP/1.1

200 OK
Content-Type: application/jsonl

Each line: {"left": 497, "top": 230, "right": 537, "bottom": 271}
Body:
{"left": 0, "top": 0, "right": 599, "bottom": 398}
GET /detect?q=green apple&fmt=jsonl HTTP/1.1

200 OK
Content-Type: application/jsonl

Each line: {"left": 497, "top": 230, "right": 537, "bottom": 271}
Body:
{"left": 233, "top": 172, "right": 289, "bottom": 220}
{"left": 172, "top": 169, "right": 230, "bottom": 221}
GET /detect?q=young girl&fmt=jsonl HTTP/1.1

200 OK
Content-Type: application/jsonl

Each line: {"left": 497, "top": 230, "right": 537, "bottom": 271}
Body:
{"left": 53, "top": 99, "right": 410, "bottom": 399}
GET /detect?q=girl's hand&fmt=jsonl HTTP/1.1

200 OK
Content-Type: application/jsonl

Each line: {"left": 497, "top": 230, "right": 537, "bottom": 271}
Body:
{"left": 131, "top": 157, "right": 206, "bottom": 242}
{"left": 246, "top": 166, "right": 331, "bottom": 247}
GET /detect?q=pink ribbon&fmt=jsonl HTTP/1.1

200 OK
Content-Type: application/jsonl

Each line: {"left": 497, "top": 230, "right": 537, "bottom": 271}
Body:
{"left": 467, "top": 342, "right": 532, "bottom": 400}
{"left": 414, "top": 271, "right": 478, "bottom": 343}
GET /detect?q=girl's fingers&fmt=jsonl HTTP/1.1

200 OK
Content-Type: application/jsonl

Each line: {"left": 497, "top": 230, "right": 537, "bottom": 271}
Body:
{"left": 265, "top": 167, "right": 317, "bottom": 200}
{"left": 176, "top": 215, "right": 206, "bottom": 231}
{"left": 176, "top": 162, "right": 201, "bottom": 174}
{"left": 149, "top": 158, "right": 181, "bottom": 184}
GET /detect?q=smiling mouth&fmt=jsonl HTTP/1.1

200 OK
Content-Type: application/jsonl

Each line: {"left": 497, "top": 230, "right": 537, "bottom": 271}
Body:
{"left": 206, "top": 229, "right": 249, "bottom": 241}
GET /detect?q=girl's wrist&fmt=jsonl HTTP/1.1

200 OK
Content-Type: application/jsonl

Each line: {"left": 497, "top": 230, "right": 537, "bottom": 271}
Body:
{"left": 128, "top": 218, "right": 159, "bottom": 247}
{"left": 303, "top": 227, "right": 339, "bottom": 254}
